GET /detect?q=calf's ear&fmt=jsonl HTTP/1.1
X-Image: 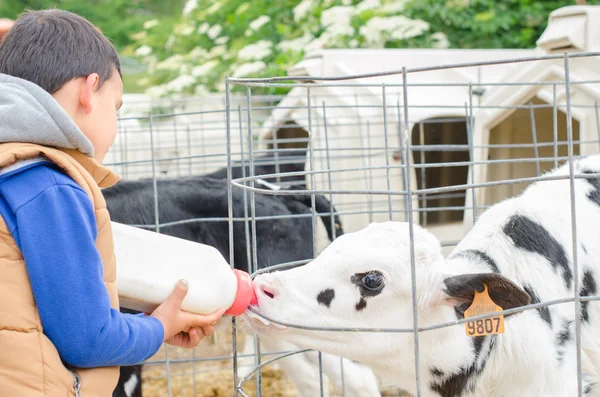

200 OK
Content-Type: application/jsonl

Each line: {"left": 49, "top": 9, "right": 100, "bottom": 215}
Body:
{"left": 442, "top": 273, "right": 531, "bottom": 318}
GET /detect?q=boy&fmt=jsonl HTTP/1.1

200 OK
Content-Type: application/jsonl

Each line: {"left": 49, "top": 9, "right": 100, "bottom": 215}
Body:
{"left": 0, "top": 9, "right": 225, "bottom": 397}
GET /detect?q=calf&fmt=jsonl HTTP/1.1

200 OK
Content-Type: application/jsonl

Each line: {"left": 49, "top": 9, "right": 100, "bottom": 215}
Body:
{"left": 248, "top": 155, "right": 600, "bottom": 397}
{"left": 106, "top": 175, "right": 379, "bottom": 397}
{"left": 104, "top": 176, "right": 340, "bottom": 274}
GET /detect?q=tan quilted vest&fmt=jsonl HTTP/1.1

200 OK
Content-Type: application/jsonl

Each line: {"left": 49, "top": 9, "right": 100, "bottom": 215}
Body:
{"left": 0, "top": 142, "right": 121, "bottom": 397}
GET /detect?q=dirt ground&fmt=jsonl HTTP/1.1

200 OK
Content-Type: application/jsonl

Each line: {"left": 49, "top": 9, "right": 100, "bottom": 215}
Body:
{"left": 141, "top": 323, "right": 409, "bottom": 397}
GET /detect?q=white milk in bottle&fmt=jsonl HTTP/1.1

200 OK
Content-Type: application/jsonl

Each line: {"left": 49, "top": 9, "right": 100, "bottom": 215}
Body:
{"left": 111, "top": 222, "right": 256, "bottom": 316}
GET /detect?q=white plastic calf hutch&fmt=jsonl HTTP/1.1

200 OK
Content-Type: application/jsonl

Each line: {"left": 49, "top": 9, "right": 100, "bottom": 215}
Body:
{"left": 258, "top": 48, "right": 533, "bottom": 254}
{"left": 466, "top": 5, "right": 600, "bottom": 226}
{"left": 107, "top": 93, "right": 271, "bottom": 180}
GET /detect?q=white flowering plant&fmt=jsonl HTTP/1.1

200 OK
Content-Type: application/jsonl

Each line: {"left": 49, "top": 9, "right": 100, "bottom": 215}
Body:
{"left": 127, "top": 0, "right": 450, "bottom": 97}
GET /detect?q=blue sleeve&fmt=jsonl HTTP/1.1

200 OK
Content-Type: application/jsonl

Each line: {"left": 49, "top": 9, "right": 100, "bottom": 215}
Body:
{"left": 16, "top": 183, "right": 164, "bottom": 367}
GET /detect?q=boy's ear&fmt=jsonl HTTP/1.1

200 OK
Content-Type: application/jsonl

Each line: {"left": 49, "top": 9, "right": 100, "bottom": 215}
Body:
{"left": 80, "top": 73, "right": 99, "bottom": 113}
{"left": 441, "top": 273, "right": 531, "bottom": 318}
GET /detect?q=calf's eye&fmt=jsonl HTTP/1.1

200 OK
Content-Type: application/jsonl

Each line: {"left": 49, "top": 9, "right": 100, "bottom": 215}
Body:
{"left": 361, "top": 272, "right": 384, "bottom": 291}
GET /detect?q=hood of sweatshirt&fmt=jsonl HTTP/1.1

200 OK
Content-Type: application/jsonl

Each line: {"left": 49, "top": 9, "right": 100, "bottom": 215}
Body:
{"left": 0, "top": 73, "right": 95, "bottom": 157}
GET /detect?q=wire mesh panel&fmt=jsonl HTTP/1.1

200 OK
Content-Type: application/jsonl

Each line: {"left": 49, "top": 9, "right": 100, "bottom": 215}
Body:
{"left": 108, "top": 94, "right": 321, "bottom": 397}
{"left": 226, "top": 51, "right": 600, "bottom": 397}
{"left": 107, "top": 94, "right": 281, "bottom": 180}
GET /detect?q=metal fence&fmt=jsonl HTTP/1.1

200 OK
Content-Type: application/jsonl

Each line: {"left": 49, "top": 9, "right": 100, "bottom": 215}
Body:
{"left": 109, "top": 50, "right": 600, "bottom": 397}
{"left": 225, "top": 51, "right": 600, "bottom": 397}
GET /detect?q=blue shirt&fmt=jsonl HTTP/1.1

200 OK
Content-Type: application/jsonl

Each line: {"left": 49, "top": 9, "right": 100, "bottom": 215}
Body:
{"left": 0, "top": 159, "right": 164, "bottom": 367}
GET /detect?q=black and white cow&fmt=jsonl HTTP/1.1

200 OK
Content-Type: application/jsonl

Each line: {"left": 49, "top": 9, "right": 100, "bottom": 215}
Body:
{"left": 106, "top": 173, "right": 379, "bottom": 397}
{"left": 247, "top": 155, "right": 600, "bottom": 397}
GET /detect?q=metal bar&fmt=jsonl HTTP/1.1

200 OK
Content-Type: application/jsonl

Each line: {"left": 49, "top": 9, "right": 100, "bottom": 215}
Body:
{"left": 244, "top": 295, "right": 592, "bottom": 333}
{"left": 467, "top": 85, "right": 478, "bottom": 223}
{"left": 529, "top": 101, "right": 541, "bottom": 176}
{"left": 145, "top": 348, "right": 318, "bottom": 366}
{"left": 186, "top": 125, "right": 193, "bottom": 175}
{"left": 117, "top": 93, "right": 600, "bottom": 120}
{"left": 227, "top": 50, "right": 600, "bottom": 83}
{"left": 419, "top": 122, "right": 427, "bottom": 226}
{"left": 397, "top": 100, "right": 409, "bottom": 222}
{"left": 230, "top": 170, "right": 600, "bottom": 198}
{"left": 307, "top": 89, "right": 325, "bottom": 397}
{"left": 225, "top": 78, "right": 240, "bottom": 397}
{"left": 272, "top": 126, "right": 281, "bottom": 185}
{"left": 104, "top": 139, "right": 599, "bottom": 168}
{"left": 237, "top": 349, "right": 313, "bottom": 397}
{"left": 224, "top": 77, "right": 600, "bottom": 89}
{"left": 171, "top": 101, "right": 180, "bottom": 176}
{"left": 340, "top": 357, "right": 346, "bottom": 397}
{"left": 366, "top": 120, "right": 374, "bottom": 223}
{"left": 382, "top": 84, "right": 393, "bottom": 219}
{"left": 200, "top": 111, "right": 207, "bottom": 172}
{"left": 563, "top": 52, "right": 583, "bottom": 396}
{"left": 321, "top": 102, "right": 337, "bottom": 241}
{"left": 149, "top": 112, "right": 172, "bottom": 396}
{"left": 553, "top": 84, "right": 559, "bottom": 169}
{"left": 246, "top": 86, "right": 263, "bottom": 396}
{"left": 239, "top": 104, "right": 253, "bottom": 280}
{"left": 357, "top": 95, "right": 374, "bottom": 226}
{"left": 403, "top": 67, "right": 422, "bottom": 397}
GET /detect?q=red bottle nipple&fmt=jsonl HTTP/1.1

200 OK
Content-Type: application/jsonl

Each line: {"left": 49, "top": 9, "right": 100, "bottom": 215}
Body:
{"left": 225, "top": 269, "right": 258, "bottom": 316}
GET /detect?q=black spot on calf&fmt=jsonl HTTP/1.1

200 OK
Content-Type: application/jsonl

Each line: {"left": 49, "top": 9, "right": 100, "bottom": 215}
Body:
{"left": 523, "top": 284, "right": 552, "bottom": 327}
{"left": 556, "top": 322, "right": 572, "bottom": 346}
{"left": 580, "top": 168, "right": 600, "bottom": 207}
{"left": 555, "top": 319, "right": 572, "bottom": 364}
{"left": 450, "top": 250, "right": 500, "bottom": 273}
{"left": 317, "top": 289, "right": 335, "bottom": 308}
{"left": 355, "top": 297, "right": 367, "bottom": 312}
{"left": 503, "top": 215, "right": 572, "bottom": 290}
{"left": 581, "top": 270, "right": 597, "bottom": 323}
{"left": 429, "top": 336, "right": 495, "bottom": 397}
{"left": 430, "top": 367, "right": 445, "bottom": 377}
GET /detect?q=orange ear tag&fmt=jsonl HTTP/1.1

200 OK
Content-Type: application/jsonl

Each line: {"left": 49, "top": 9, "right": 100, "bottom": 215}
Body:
{"left": 464, "top": 284, "right": 505, "bottom": 337}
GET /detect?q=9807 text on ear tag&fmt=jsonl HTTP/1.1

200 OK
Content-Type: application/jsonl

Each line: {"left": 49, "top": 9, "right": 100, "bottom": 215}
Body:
{"left": 464, "top": 284, "right": 505, "bottom": 337}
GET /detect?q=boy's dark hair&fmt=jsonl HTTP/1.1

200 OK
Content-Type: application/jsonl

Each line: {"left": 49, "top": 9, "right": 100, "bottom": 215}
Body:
{"left": 0, "top": 9, "right": 121, "bottom": 94}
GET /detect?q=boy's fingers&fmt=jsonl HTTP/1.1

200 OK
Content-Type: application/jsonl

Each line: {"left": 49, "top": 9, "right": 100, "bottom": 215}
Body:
{"left": 183, "top": 308, "right": 226, "bottom": 328}
{"left": 205, "top": 308, "right": 226, "bottom": 323}
{"left": 202, "top": 325, "right": 214, "bottom": 337}
{"left": 188, "top": 328, "right": 200, "bottom": 346}
{"left": 166, "top": 279, "right": 189, "bottom": 308}
{"left": 196, "top": 327, "right": 206, "bottom": 339}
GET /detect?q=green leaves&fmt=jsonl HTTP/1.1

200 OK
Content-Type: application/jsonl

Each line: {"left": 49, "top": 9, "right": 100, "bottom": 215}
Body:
{"left": 127, "top": 0, "right": 440, "bottom": 96}
{"left": 401, "top": 0, "right": 597, "bottom": 50}
{"left": 119, "top": 0, "right": 598, "bottom": 96}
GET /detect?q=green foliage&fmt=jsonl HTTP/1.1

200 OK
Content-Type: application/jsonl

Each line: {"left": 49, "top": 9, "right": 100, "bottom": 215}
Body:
{"left": 0, "top": 0, "right": 185, "bottom": 49}
{"left": 128, "top": 0, "right": 444, "bottom": 97}
{"left": 9, "top": 0, "right": 588, "bottom": 95}
{"left": 401, "top": 0, "right": 600, "bottom": 49}
{"left": 129, "top": 0, "right": 595, "bottom": 97}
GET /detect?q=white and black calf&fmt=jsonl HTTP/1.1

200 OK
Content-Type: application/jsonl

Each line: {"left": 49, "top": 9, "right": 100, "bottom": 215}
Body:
{"left": 248, "top": 155, "right": 600, "bottom": 397}
{"left": 105, "top": 174, "right": 380, "bottom": 397}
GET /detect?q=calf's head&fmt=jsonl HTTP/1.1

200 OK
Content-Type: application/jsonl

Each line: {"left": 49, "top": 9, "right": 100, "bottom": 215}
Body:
{"left": 245, "top": 222, "right": 530, "bottom": 376}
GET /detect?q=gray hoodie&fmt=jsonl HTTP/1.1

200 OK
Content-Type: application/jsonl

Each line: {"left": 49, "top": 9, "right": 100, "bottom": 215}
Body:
{"left": 0, "top": 73, "right": 95, "bottom": 157}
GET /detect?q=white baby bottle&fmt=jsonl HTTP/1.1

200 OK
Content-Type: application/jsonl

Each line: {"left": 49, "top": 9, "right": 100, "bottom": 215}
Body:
{"left": 111, "top": 221, "right": 256, "bottom": 316}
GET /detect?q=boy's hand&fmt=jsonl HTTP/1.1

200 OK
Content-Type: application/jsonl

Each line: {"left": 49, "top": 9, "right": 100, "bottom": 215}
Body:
{"left": 150, "top": 280, "right": 226, "bottom": 348}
